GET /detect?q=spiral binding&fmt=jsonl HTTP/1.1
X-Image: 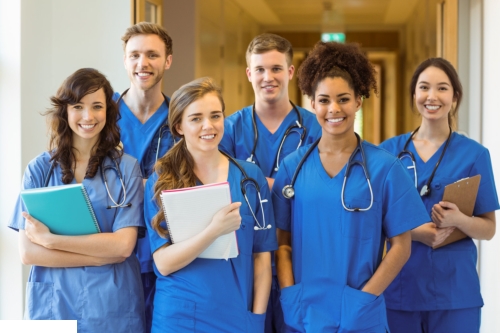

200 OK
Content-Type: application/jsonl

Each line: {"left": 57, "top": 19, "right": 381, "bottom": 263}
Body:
{"left": 160, "top": 195, "right": 175, "bottom": 243}
{"left": 81, "top": 186, "right": 101, "bottom": 233}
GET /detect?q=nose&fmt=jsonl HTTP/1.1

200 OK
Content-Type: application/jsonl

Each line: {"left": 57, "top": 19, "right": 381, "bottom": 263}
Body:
{"left": 81, "top": 107, "right": 94, "bottom": 120}
{"left": 263, "top": 69, "right": 272, "bottom": 81}
{"left": 137, "top": 54, "right": 148, "bottom": 68}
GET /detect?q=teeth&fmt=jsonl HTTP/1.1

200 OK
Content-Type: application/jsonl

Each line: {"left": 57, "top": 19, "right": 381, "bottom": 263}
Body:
{"left": 426, "top": 105, "right": 440, "bottom": 110}
{"left": 200, "top": 135, "right": 215, "bottom": 139}
{"left": 80, "top": 124, "right": 96, "bottom": 129}
{"left": 327, "top": 118, "right": 344, "bottom": 123}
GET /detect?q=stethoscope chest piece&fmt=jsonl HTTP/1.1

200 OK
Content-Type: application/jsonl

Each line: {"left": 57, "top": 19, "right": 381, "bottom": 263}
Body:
{"left": 282, "top": 185, "right": 295, "bottom": 199}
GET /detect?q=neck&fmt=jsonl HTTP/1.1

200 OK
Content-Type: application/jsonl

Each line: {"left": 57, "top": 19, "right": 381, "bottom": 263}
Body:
{"left": 318, "top": 130, "right": 358, "bottom": 154}
{"left": 254, "top": 98, "right": 292, "bottom": 121}
{"left": 415, "top": 118, "right": 450, "bottom": 143}
{"left": 124, "top": 84, "right": 165, "bottom": 121}
{"left": 72, "top": 137, "right": 96, "bottom": 163}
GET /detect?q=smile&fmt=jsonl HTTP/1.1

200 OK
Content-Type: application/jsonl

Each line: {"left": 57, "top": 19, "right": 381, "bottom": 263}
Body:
{"left": 326, "top": 117, "right": 345, "bottom": 123}
{"left": 79, "top": 124, "right": 97, "bottom": 129}
{"left": 425, "top": 105, "right": 441, "bottom": 111}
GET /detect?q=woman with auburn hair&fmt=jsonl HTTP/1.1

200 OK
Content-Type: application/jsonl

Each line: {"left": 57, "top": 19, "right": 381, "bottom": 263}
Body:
{"left": 273, "top": 42, "right": 429, "bottom": 332}
{"left": 145, "top": 77, "right": 277, "bottom": 332}
{"left": 380, "top": 58, "right": 498, "bottom": 333}
{"left": 9, "top": 68, "right": 145, "bottom": 332}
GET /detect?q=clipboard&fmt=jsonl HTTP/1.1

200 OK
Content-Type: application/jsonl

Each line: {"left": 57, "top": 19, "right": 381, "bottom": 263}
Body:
{"left": 433, "top": 174, "right": 481, "bottom": 249}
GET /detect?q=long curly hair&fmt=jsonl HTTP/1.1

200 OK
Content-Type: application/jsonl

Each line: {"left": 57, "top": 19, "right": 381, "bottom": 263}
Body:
{"left": 45, "top": 68, "right": 122, "bottom": 183}
{"left": 298, "top": 41, "right": 377, "bottom": 98}
{"left": 151, "top": 77, "right": 225, "bottom": 238}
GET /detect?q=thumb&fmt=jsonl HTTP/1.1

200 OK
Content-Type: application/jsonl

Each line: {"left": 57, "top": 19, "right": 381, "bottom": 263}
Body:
{"left": 439, "top": 201, "right": 457, "bottom": 210}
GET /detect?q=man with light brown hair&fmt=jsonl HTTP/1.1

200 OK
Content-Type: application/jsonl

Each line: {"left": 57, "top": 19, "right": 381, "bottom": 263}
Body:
{"left": 220, "top": 33, "right": 321, "bottom": 333}
{"left": 114, "top": 22, "right": 174, "bottom": 332}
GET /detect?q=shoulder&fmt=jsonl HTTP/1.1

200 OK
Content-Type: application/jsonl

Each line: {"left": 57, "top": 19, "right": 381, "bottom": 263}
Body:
{"left": 225, "top": 106, "right": 252, "bottom": 124}
{"left": 233, "top": 158, "right": 266, "bottom": 181}
{"left": 23, "top": 151, "right": 53, "bottom": 187}
{"left": 379, "top": 132, "right": 412, "bottom": 154}
{"left": 112, "top": 91, "right": 121, "bottom": 102}
{"left": 115, "top": 153, "right": 142, "bottom": 178}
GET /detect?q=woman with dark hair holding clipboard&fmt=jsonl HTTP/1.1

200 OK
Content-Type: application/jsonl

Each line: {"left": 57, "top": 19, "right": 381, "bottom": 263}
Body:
{"left": 380, "top": 58, "right": 499, "bottom": 333}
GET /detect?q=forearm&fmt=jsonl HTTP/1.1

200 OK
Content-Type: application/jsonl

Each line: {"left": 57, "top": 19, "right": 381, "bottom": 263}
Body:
{"left": 252, "top": 252, "right": 272, "bottom": 314}
{"left": 276, "top": 229, "right": 294, "bottom": 289}
{"left": 454, "top": 212, "right": 496, "bottom": 240}
{"left": 19, "top": 231, "right": 122, "bottom": 267}
{"left": 153, "top": 227, "right": 220, "bottom": 276}
{"left": 362, "top": 231, "right": 411, "bottom": 296}
{"left": 43, "top": 227, "right": 138, "bottom": 258}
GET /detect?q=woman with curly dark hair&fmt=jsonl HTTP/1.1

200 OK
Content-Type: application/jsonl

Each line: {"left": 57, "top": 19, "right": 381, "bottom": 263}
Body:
{"left": 9, "top": 68, "right": 146, "bottom": 332}
{"left": 273, "top": 42, "right": 429, "bottom": 332}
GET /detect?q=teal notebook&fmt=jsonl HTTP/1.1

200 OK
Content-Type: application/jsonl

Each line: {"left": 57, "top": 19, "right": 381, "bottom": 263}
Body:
{"left": 20, "top": 183, "right": 101, "bottom": 235}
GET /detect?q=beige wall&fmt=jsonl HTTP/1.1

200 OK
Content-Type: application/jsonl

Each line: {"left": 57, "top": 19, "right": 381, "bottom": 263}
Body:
{"left": 197, "top": 0, "right": 260, "bottom": 115}
{"left": 402, "top": 0, "right": 438, "bottom": 133}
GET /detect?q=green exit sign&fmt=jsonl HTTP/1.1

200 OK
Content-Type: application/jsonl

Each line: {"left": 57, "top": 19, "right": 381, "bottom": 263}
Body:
{"left": 321, "top": 32, "right": 346, "bottom": 43}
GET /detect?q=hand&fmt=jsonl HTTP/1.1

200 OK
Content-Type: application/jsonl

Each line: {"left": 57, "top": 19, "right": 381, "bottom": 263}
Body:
{"left": 23, "top": 212, "right": 54, "bottom": 248}
{"left": 411, "top": 222, "right": 455, "bottom": 248}
{"left": 208, "top": 202, "right": 242, "bottom": 237}
{"left": 431, "top": 201, "right": 464, "bottom": 228}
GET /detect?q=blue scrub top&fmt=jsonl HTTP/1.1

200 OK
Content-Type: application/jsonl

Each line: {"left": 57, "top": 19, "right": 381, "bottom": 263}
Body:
{"left": 220, "top": 105, "right": 322, "bottom": 178}
{"left": 272, "top": 141, "right": 429, "bottom": 332}
{"left": 380, "top": 132, "right": 499, "bottom": 311}
{"left": 9, "top": 151, "right": 146, "bottom": 332}
{"left": 144, "top": 159, "right": 278, "bottom": 333}
{"left": 114, "top": 91, "right": 174, "bottom": 273}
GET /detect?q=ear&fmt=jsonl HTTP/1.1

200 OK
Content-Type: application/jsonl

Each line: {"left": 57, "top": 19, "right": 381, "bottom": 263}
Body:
{"left": 355, "top": 95, "right": 363, "bottom": 111}
{"left": 288, "top": 64, "right": 295, "bottom": 80}
{"left": 164, "top": 55, "right": 173, "bottom": 70}
{"left": 246, "top": 67, "right": 252, "bottom": 82}
{"left": 175, "top": 122, "right": 183, "bottom": 136}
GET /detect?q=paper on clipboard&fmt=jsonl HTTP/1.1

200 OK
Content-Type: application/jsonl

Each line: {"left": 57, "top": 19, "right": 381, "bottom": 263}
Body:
{"left": 433, "top": 174, "right": 481, "bottom": 249}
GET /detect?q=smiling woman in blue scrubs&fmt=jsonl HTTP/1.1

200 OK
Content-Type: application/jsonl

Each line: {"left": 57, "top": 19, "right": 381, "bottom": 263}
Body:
{"left": 9, "top": 68, "right": 145, "bottom": 332}
{"left": 273, "top": 42, "right": 429, "bottom": 332}
{"left": 145, "top": 77, "right": 277, "bottom": 332}
{"left": 380, "top": 58, "right": 499, "bottom": 333}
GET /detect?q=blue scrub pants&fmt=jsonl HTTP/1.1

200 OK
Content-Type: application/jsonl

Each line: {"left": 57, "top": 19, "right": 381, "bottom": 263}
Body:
{"left": 142, "top": 271, "right": 157, "bottom": 333}
{"left": 387, "top": 307, "right": 481, "bottom": 333}
{"left": 265, "top": 275, "right": 285, "bottom": 333}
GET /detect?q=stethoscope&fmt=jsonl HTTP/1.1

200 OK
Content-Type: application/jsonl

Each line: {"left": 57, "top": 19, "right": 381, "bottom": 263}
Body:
{"left": 398, "top": 126, "right": 452, "bottom": 197}
{"left": 220, "top": 151, "right": 272, "bottom": 230}
{"left": 282, "top": 133, "right": 373, "bottom": 212}
{"left": 247, "top": 101, "right": 307, "bottom": 174}
{"left": 44, "top": 155, "right": 132, "bottom": 209}
{"left": 117, "top": 89, "right": 171, "bottom": 163}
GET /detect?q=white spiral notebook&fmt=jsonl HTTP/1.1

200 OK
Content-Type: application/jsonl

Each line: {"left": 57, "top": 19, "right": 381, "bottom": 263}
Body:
{"left": 160, "top": 182, "right": 238, "bottom": 260}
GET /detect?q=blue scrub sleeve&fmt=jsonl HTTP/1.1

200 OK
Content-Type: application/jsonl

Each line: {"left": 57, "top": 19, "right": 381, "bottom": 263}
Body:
{"left": 470, "top": 149, "right": 500, "bottom": 215}
{"left": 271, "top": 160, "right": 293, "bottom": 232}
{"left": 219, "top": 118, "right": 236, "bottom": 157}
{"left": 252, "top": 175, "right": 278, "bottom": 253}
{"left": 382, "top": 160, "right": 430, "bottom": 239}
{"left": 144, "top": 175, "right": 171, "bottom": 253}
{"left": 112, "top": 160, "right": 145, "bottom": 232}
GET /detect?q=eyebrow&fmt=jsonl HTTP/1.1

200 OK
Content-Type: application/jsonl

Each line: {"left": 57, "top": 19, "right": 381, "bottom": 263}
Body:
{"left": 187, "top": 110, "right": 223, "bottom": 117}
{"left": 418, "top": 80, "right": 451, "bottom": 86}
{"left": 317, "top": 92, "right": 351, "bottom": 98}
